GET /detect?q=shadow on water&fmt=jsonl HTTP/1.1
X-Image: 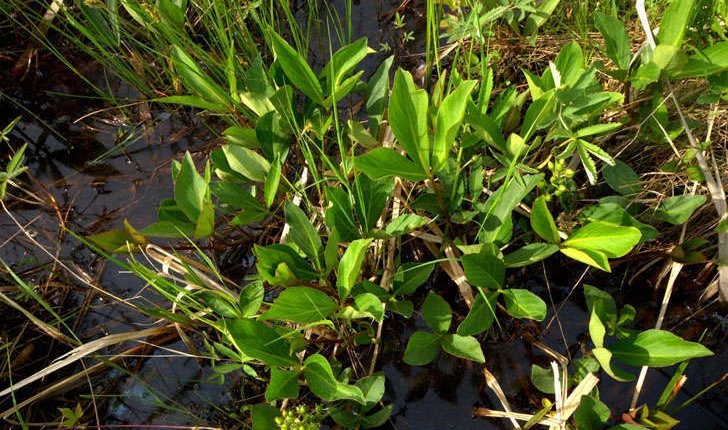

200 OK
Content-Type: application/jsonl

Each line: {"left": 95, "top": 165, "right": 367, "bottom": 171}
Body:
{"left": 1, "top": 0, "right": 728, "bottom": 428}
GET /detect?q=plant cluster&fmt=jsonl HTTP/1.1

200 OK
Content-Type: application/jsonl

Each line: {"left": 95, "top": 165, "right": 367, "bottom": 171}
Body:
{"left": 1, "top": 0, "right": 727, "bottom": 428}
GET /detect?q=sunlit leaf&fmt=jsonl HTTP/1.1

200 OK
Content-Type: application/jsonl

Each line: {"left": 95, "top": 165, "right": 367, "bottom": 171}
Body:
{"left": 303, "top": 354, "right": 365, "bottom": 403}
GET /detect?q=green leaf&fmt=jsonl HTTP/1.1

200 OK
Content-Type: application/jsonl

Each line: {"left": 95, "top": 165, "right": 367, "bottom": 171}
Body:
{"left": 157, "top": 95, "right": 226, "bottom": 111}
{"left": 221, "top": 145, "right": 270, "bottom": 182}
{"left": 251, "top": 404, "right": 281, "bottom": 430}
{"left": 324, "top": 228, "right": 340, "bottom": 274}
{"left": 422, "top": 291, "right": 452, "bottom": 333}
{"left": 531, "top": 196, "right": 560, "bottom": 243}
{"left": 632, "top": 61, "right": 661, "bottom": 90}
{"left": 337, "top": 238, "right": 372, "bottom": 300}
{"left": 603, "top": 160, "right": 642, "bottom": 195}
{"left": 354, "top": 175, "right": 394, "bottom": 234}
{"left": 355, "top": 147, "right": 428, "bottom": 182}
{"left": 392, "top": 262, "right": 436, "bottom": 296}
{"left": 225, "top": 318, "right": 299, "bottom": 367}
{"left": 457, "top": 291, "right": 498, "bottom": 336}
{"left": 322, "top": 38, "right": 368, "bottom": 102}
{"left": 356, "top": 372, "right": 386, "bottom": 407}
{"left": 608, "top": 329, "right": 713, "bottom": 367}
{"left": 589, "top": 307, "right": 607, "bottom": 348}
{"left": 171, "top": 46, "right": 231, "bottom": 109}
{"left": 560, "top": 246, "right": 610, "bottom": 271}
{"left": 654, "top": 195, "right": 706, "bottom": 225}
{"left": 595, "top": 13, "right": 632, "bottom": 71}
{"left": 403, "top": 331, "right": 441, "bottom": 365}
{"left": 264, "top": 156, "right": 281, "bottom": 209}
{"left": 584, "top": 284, "right": 617, "bottom": 330}
{"left": 576, "top": 140, "right": 600, "bottom": 185}
{"left": 555, "top": 41, "right": 584, "bottom": 85}
{"left": 461, "top": 253, "right": 505, "bottom": 289}
{"left": 575, "top": 122, "right": 622, "bottom": 138}
{"left": 504, "top": 243, "right": 559, "bottom": 268}
{"left": 592, "top": 347, "right": 635, "bottom": 381}
{"left": 260, "top": 287, "right": 337, "bottom": 323}
{"left": 303, "top": 354, "right": 365, "bottom": 403}
{"left": 210, "top": 182, "right": 264, "bottom": 213}
{"left": 562, "top": 222, "right": 641, "bottom": 258}
{"left": 383, "top": 214, "right": 428, "bottom": 237}
{"left": 256, "top": 111, "right": 289, "bottom": 161}
{"left": 441, "top": 334, "right": 485, "bottom": 363}
{"left": 531, "top": 364, "right": 556, "bottom": 394}
{"left": 347, "top": 119, "right": 379, "bottom": 149}
{"left": 352, "top": 292, "right": 385, "bottom": 322}
{"left": 239, "top": 281, "right": 264, "bottom": 317}
{"left": 87, "top": 228, "right": 143, "bottom": 253}
{"left": 174, "top": 152, "right": 206, "bottom": 222}
{"left": 672, "top": 42, "right": 728, "bottom": 78}
{"left": 521, "top": 93, "right": 555, "bottom": 142}
{"left": 573, "top": 395, "right": 611, "bottom": 430}
{"left": 266, "top": 368, "right": 301, "bottom": 401}
{"left": 479, "top": 174, "right": 543, "bottom": 244}
{"left": 653, "top": 44, "right": 688, "bottom": 73}
{"left": 325, "top": 187, "right": 359, "bottom": 242}
{"left": 389, "top": 69, "right": 430, "bottom": 171}
{"left": 432, "top": 80, "right": 477, "bottom": 172}
{"left": 253, "top": 244, "right": 319, "bottom": 286}
{"left": 194, "top": 194, "right": 215, "bottom": 239}
{"left": 366, "top": 56, "right": 393, "bottom": 139}
{"left": 658, "top": 0, "right": 696, "bottom": 47}
{"left": 269, "top": 30, "right": 324, "bottom": 104}
{"left": 285, "top": 202, "right": 323, "bottom": 270}
{"left": 502, "top": 289, "right": 547, "bottom": 321}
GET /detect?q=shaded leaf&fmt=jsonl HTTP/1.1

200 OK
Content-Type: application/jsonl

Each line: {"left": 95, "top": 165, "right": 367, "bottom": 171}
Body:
{"left": 441, "top": 334, "right": 485, "bottom": 363}
{"left": 403, "top": 331, "right": 441, "bottom": 365}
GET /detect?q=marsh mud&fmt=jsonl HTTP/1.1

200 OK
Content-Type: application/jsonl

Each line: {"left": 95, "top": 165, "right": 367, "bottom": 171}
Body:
{"left": 1, "top": 1, "right": 727, "bottom": 428}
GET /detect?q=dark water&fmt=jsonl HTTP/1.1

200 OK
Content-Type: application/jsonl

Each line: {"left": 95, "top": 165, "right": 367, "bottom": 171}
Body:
{"left": 1, "top": 1, "right": 727, "bottom": 428}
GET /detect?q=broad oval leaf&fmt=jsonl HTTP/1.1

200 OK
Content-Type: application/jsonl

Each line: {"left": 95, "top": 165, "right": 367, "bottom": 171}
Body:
{"left": 461, "top": 253, "right": 505, "bottom": 289}
{"left": 303, "top": 354, "right": 366, "bottom": 404}
{"left": 403, "top": 331, "right": 441, "bottom": 365}
{"left": 423, "top": 291, "right": 452, "bottom": 333}
{"left": 266, "top": 368, "right": 300, "bottom": 402}
{"left": 225, "top": 318, "right": 299, "bottom": 367}
{"left": 502, "top": 289, "right": 547, "bottom": 321}
{"left": 654, "top": 195, "right": 707, "bottom": 225}
{"left": 392, "top": 262, "right": 435, "bottom": 296}
{"left": 603, "top": 160, "right": 642, "bottom": 195}
{"left": 562, "top": 222, "right": 641, "bottom": 258}
{"left": 608, "top": 329, "right": 713, "bottom": 367}
{"left": 260, "top": 287, "right": 337, "bottom": 323}
{"left": 560, "top": 246, "right": 610, "bottom": 271}
{"left": 221, "top": 145, "right": 270, "bottom": 183}
{"left": 457, "top": 291, "right": 498, "bottom": 336}
{"left": 355, "top": 147, "right": 428, "bottom": 182}
{"left": 441, "top": 334, "right": 485, "bottom": 363}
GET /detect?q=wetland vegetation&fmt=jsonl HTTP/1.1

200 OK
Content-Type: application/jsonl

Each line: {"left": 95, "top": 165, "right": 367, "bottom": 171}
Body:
{"left": 1, "top": 0, "right": 728, "bottom": 428}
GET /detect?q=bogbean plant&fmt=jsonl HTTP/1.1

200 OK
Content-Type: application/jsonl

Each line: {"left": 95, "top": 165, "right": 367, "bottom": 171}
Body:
{"left": 73, "top": 1, "right": 724, "bottom": 428}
